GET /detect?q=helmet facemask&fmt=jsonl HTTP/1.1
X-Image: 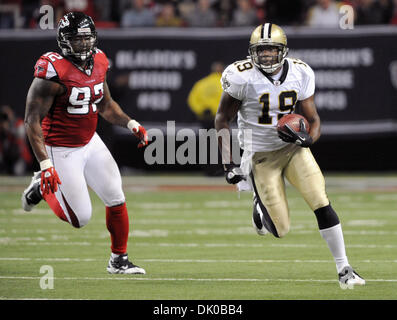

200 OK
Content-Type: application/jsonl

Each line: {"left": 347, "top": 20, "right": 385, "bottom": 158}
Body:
{"left": 58, "top": 31, "right": 97, "bottom": 63}
{"left": 249, "top": 42, "right": 288, "bottom": 74}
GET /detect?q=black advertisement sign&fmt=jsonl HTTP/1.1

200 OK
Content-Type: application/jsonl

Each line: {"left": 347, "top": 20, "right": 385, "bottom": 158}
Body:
{"left": 1, "top": 27, "right": 396, "bottom": 136}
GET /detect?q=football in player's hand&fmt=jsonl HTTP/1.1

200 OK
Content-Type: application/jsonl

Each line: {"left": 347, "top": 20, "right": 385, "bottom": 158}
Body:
{"left": 277, "top": 114, "right": 310, "bottom": 134}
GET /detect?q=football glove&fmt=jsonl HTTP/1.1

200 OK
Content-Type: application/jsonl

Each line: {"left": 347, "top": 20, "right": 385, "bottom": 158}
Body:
{"left": 39, "top": 159, "right": 61, "bottom": 195}
{"left": 128, "top": 120, "right": 148, "bottom": 148}
{"left": 224, "top": 163, "right": 246, "bottom": 185}
{"left": 278, "top": 118, "right": 313, "bottom": 148}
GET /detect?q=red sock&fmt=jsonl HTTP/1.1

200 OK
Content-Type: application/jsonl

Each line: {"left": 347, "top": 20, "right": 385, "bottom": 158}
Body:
{"left": 106, "top": 202, "right": 129, "bottom": 255}
{"left": 43, "top": 192, "right": 68, "bottom": 223}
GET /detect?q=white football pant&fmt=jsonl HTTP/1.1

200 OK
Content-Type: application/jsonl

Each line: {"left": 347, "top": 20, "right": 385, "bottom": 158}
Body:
{"left": 45, "top": 132, "right": 125, "bottom": 227}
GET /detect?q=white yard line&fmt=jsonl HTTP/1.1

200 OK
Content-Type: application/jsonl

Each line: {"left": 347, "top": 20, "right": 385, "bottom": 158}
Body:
{"left": 0, "top": 275, "right": 395, "bottom": 283}
{"left": 1, "top": 240, "right": 397, "bottom": 248}
{"left": 2, "top": 229, "right": 397, "bottom": 237}
{"left": 0, "top": 297, "right": 89, "bottom": 300}
{"left": 0, "top": 257, "right": 396, "bottom": 263}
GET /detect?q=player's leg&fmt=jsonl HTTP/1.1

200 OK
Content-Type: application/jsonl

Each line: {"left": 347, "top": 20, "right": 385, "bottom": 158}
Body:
{"left": 22, "top": 170, "right": 70, "bottom": 223}
{"left": 284, "top": 146, "right": 365, "bottom": 288}
{"left": 250, "top": 148, "right": 291, "bottom": 238}
{"left": 22, "top": 146, "right": 92, "bottom": 227}
{"left": 22, "top": 171, "right": 45, "bottom": 212}
{"left": 84, "top": 133, "right": 145, "bottom": 274}
{"left": 84, "top": 133, "right": 127, "bottom": 253}
{"left": 45, "top": 145, "right": 93, "bottom": 228}
{"left": 284, "top": 146, "right": 347, "bottom": 266}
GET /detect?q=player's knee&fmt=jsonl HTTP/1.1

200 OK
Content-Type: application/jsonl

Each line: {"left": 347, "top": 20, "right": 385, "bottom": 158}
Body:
{"left": 79, "top": 212, "right": 92, "bottom": 228}
{"left": 70, "top": 210, "right": 92, "bottom": 229}
{"left": 306, "top": 195, "right": 329, "bottom": 212}
{"left": 275, "top": 223, "right": 290, "bottom": 238}
{"left": 101, "top": 187, "right": 125, "bottom": 207}
{"left": 104, "top": 197, "right": 125, "bottom": 208}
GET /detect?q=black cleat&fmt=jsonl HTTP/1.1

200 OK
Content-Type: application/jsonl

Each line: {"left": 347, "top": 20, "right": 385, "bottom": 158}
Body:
{"left": 107, "top": 253, "right": 146, "bottom": 274}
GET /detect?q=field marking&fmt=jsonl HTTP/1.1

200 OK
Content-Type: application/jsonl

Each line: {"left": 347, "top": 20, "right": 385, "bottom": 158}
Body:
{"left": 0, "top": 275, "right": 396, "bottom": 283}
{"left": 2, "top": 229, "right": 397, "bottom": 237}
{"left": 1, "top": 240, "right": 397, "bottom": 249}
{"left": 0, "top": 257, "right": 396, "bottom": 264}
{"left": 0, "top": 218, "right": 251, "bottom": 225}
{"left": 135, "top": 242, "right": 397, "bottom": 249}
{"left": 0, "top": 257, "right": 97, "bottom": 262}
{"left": 3, "top": 216, "right": 397, "bottom": 227}
{"left": 0, "top": 297, "right": 88, "bottom": 300}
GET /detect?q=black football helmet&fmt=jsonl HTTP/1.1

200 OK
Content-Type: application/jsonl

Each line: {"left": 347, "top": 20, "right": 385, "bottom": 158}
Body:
{"left": 57, "top": 12, "right": 97, "bottom": 63}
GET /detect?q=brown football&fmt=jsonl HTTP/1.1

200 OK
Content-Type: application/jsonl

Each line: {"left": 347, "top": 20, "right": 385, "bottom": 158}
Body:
{"left": 277, "top": 114, "right": 310, "bottom": 133}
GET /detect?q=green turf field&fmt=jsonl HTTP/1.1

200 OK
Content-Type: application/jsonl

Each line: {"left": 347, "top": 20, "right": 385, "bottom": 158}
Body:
{"left": 0, "top": 174, "right": 396, "bottom": 300}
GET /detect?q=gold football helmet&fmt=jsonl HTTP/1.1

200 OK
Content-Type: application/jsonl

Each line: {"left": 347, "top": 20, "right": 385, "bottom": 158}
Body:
{"left": 248, "top": 23, "right": 289, "bottom": 74}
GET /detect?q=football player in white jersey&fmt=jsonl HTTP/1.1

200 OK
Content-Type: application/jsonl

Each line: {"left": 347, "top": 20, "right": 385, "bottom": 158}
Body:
{"left": 215, "top": 23, "right": 365, "bottom": 289}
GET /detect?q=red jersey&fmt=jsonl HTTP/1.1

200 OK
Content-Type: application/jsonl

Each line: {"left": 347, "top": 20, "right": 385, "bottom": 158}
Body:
{"left": 33, "top": 49, "right": 109, "bottom": 147}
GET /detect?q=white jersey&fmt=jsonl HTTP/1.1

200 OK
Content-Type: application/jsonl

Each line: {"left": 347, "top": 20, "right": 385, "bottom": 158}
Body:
{"left": 221, "top": 57, "right": 315, "bottom": 152}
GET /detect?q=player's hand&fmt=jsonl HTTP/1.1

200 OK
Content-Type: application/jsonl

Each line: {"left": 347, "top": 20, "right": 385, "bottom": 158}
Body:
{"left": 128, "top": 120, "right": 148, "bottom": 148}
{"left": 40, "top": 160, "right": 61, "bottom": 194}
{"left": 224, "top": 163, "right": 246, "bottom": 184}
{"left": 278, "top": 119, "right": 313, "bottom": 148}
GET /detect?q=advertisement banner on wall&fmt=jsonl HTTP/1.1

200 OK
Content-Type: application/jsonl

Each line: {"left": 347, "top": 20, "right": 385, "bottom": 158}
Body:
{"left": 1, "top": 27, "right": 396, "bottom": 137}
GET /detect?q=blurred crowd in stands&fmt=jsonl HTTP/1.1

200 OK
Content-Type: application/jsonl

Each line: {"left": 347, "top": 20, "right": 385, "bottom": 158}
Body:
{"left": 0, "top": 0, "right": 396, "bottom": 29}
{"left": 0, "top": 105, "right": 32, "bottom": 175}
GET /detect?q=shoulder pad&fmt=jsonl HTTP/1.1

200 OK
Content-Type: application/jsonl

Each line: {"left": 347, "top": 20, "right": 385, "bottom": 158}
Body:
{"left": 222, "top": 62, "right": 250, "bottom": 86}
{"left": 95, "top": 48, "right": 110, "bottom": 70}
{"left": 34, "top": 53, "right": 60, "bottom": 80}
{"left": 221, "top": 62, "right": 251, "bottom": 101}
{"left": 288, "top": 58, "right": 314, "bottom": 77}
{"left": 288, "top": 58, "right": 315, "bottom": 100}
{"left": 41, "top": 52, "right": 64, "bottom": 64}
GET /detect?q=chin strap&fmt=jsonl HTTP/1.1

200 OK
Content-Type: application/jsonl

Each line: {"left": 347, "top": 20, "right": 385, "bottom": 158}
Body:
{"left": 66, "top": 53, "right": 95, "bottom": 74}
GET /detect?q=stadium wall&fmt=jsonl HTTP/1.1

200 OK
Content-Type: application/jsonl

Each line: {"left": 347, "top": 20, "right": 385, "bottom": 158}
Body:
{"left": 1, "top": 26, "right": 396, "bottom": 172}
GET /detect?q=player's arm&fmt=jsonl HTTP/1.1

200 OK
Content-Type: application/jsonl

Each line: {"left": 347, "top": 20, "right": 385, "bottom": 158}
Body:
{"left": 25, "top": 77, "right": 63, "bottom": 193}
{"left": 97, "top": 79, "right": 148, "bottom": 148}
{"left": 25, "top": 78, "right": 61, "bottom": 162}
{"left": 215, "top": 91, "right": 244, "bottom": 184}
{"left": 298, "top": 94, "right": 321, "bottom": 143}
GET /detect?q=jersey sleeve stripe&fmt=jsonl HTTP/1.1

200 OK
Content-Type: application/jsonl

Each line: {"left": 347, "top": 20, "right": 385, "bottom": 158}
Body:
{"left": 46, "top": 61, "right": 58, "bottom": 79}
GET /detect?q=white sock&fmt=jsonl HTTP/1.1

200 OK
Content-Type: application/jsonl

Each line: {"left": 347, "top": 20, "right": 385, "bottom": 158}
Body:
{"left": 111, "top": 253, "right": 120, "bottom": 259}
{"left": 319, "top": 223, "right": 349, "bottom": 273}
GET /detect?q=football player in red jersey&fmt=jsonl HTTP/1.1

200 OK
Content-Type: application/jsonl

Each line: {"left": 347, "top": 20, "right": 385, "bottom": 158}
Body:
{"left": 21, "top": 12, "right": 148, "bottom": 274}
